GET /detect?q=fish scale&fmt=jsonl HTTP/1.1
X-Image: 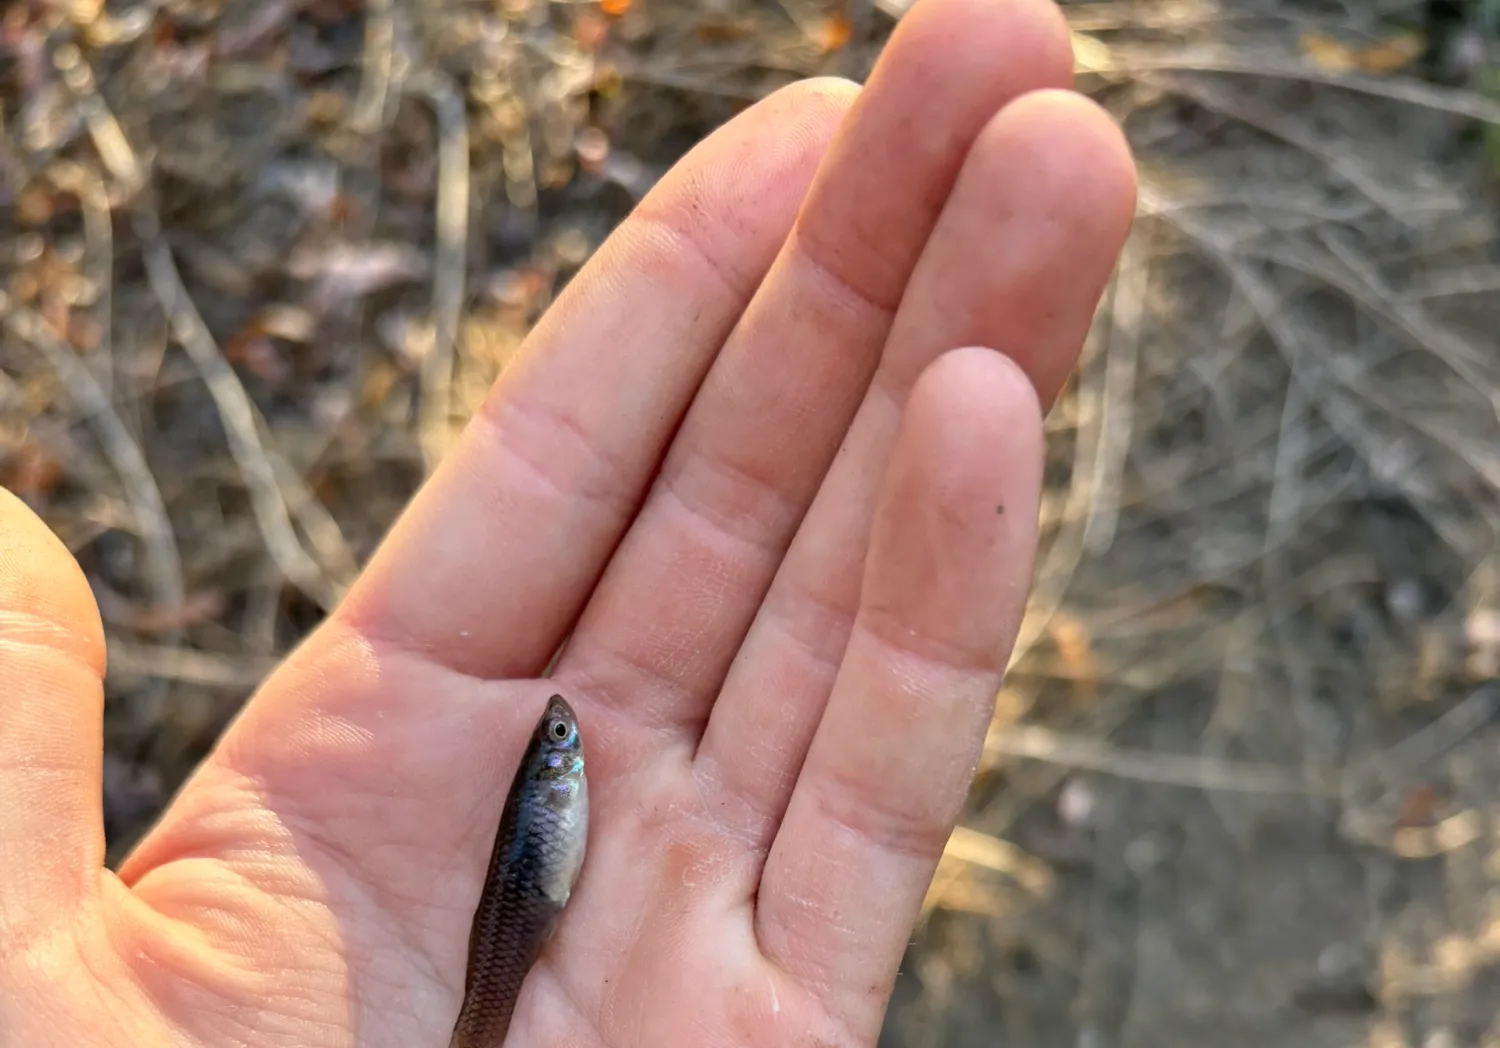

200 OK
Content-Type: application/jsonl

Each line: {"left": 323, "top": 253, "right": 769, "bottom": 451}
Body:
{"left": 449, "top": 695, "right": 589, "bottom": 1048}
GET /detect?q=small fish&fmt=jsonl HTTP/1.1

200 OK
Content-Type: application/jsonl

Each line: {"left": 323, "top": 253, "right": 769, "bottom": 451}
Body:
{"left": 449, "top": 694, "right": 589, "bottom": 1048}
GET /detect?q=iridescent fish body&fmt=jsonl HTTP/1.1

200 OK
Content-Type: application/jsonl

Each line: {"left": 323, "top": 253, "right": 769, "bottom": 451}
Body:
{"left": 449, "top": 694, "right": 589, "bottom": 1048}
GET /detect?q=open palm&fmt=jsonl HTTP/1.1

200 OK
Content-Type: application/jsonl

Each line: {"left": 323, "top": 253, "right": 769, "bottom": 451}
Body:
{"left": 0, "top": 0, "right": 1135, "bottom": 1044}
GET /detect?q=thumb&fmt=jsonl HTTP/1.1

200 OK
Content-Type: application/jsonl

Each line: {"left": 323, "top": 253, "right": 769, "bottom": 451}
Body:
{"left": 0, "top": 486, "right": 108, "bottom": 940}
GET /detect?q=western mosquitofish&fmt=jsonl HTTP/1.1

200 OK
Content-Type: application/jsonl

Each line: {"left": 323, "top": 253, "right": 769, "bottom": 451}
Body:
{"left": 449, "top": 694, "right": 589, "bottom": 1048}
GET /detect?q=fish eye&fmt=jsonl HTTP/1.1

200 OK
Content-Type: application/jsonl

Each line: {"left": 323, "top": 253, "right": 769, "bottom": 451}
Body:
{"left": 548, "top": 719, "right": 571, "bottom": 742}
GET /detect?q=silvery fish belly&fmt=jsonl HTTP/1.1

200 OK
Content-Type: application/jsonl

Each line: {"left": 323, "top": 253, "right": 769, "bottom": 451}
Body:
{"left": 449, "top": 694, "right": 589, "bottom": 1048}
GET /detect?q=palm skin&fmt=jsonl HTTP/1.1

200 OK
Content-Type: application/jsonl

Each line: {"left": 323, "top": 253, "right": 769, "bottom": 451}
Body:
{"left": 0, "top": 0, "right": 1136, "bottom": 1045}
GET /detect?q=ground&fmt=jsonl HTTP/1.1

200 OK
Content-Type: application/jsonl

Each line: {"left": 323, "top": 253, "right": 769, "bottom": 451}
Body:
{"left": 3, "top": 0, "right": 1500, "bottom": 1044}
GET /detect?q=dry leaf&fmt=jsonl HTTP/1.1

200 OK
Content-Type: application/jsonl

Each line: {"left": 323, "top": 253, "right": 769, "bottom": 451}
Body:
{"left": 576, "top": 126, "right": 610, "bottom": 172}
{"left": 1465, "top": 606, "right": 1500, "bottom": 679}
{"left": 1301, "top": 31, "right": 1358, "bottom": 71}
{"left": 359, "top": 358, "right": 403, "bottom": 410}
{"left": 1301, "top": 30, "right": 1423, "bottom": 75}
{"left": 306, "top": 89, "right": 345, "bottom": 124}
{"left": 695, "top": 16, "right": 757, "bottom": 43}
{"left": 1071, "top": 30, "right": 1112, "bottom": 74}
{"left": 3, "top": 443, "right": 62, "bottom": 497}
{"left": 1353, "top": 32, "right": 1424, "bottom": 74}
{"left": 253, "top": 303, "right": 318, "bottom": 342}
{"left": 574, "top": 10, "right": 610, "bottom": 50}
{"left": 1395, "top": 783, "right": 1439, "bottom": 829}
{"left": 1046, "top": 609, "right": 1098, "bottom": 707}
{"left": 288, "top": 241, "right": 428, "bottom": 311}
{"left": 815, "top": 13, "right": 852, "bottom": 52}
{"left": 223, "top": 334, "right": 291, "bottom": 384}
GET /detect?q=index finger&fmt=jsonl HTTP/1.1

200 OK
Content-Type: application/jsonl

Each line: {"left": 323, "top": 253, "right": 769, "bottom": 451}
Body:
{"left": 338, "top": 78, "right": 859, "bottom": 682}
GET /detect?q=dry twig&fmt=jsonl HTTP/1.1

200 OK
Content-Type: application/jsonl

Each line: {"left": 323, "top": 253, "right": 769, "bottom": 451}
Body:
{"left": 409, "top": 69, "right": 472, "bottom": 475}
{"left": 52, "top": 32, "right": 356, "bottom": 609}
{"left": 0, "top": 294, "right": 185, "bottom": 689}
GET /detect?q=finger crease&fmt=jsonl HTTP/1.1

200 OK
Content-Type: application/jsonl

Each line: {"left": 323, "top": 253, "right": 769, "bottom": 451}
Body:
{"left": 808, "top": 766, "right": 952, "bottom": 867}
{"left": 767, "top": 575, "right": 859, "bottom": 676}
{"left": 0, "top": 614, "right": 104, "bottom": 678}
{"left": 628, "top": 207, "right": 765, "bottom": 308}
{"left": 571, "top": 639, "right": 703, "bottom": 736}
{"left": 857, "top": 603, "right": 1003, "bottom": 679}
{"left": 790, "top": 222, "right": 905, "bottom": 319}
{"left": 659, "top": 451, "right": 806, "bottom": 560}
{"left": 472, "top": 391, "right": 643, "bottom": 524}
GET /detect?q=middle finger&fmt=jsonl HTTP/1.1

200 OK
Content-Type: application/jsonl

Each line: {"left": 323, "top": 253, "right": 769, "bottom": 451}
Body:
{"left": 555, "top": 0, "right": 1075, "bottom": 741}
{"left": 696, "top": 87, "right": 1138, "bottom": 848}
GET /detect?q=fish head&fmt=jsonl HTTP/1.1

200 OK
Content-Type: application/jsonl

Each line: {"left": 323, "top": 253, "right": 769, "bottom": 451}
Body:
{"left": 526, "top": 694, "right": 589, "bottom": 904}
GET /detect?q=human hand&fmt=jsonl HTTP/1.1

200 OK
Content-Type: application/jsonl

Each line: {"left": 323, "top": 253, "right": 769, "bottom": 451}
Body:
{"left": 0, "top": 0, "right": 1135, "bottom": 1044}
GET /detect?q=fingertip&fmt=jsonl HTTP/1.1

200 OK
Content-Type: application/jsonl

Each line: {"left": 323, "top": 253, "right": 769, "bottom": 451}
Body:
{"left": 634, "top": 73, "right": 858, "bottom": 240}
{"left": 865, "top": 345, "right": 1044, "bottom": 668}
{"left": 892, "top": 0, "right": 1076, "bottom": 95}
{"left": 769, "top": 75, "right": 864, "bottom": 117}
{"left": 792, "top": 0, "right": 1083, "bottom": 312}
{"left": 0, "top": 487, "right": 105, "bottom": 677}
{"left": 715, "top": 74, "right": 862, "bottom": 174}
{"left": 925, "top": 89, "right": 1135, "bottom": 406}
{"left": 986, "top": 87, "right": 1139, "bottom": 230}
{"left": 899, "top": 346, "right": 1045, "bottom": 515}
{"left": 911, "top": 345, "right": 1046, "bottom": 442}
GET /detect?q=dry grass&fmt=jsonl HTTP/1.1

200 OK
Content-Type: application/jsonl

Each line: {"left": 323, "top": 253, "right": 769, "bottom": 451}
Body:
{"left": 3, "top": 0, "right": 1500, "bottom": 1044}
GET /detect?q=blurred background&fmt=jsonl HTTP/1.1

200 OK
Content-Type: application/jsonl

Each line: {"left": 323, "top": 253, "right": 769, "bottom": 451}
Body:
{"left": 2, "top": 0, "right": 1499, "bottom": 1043}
